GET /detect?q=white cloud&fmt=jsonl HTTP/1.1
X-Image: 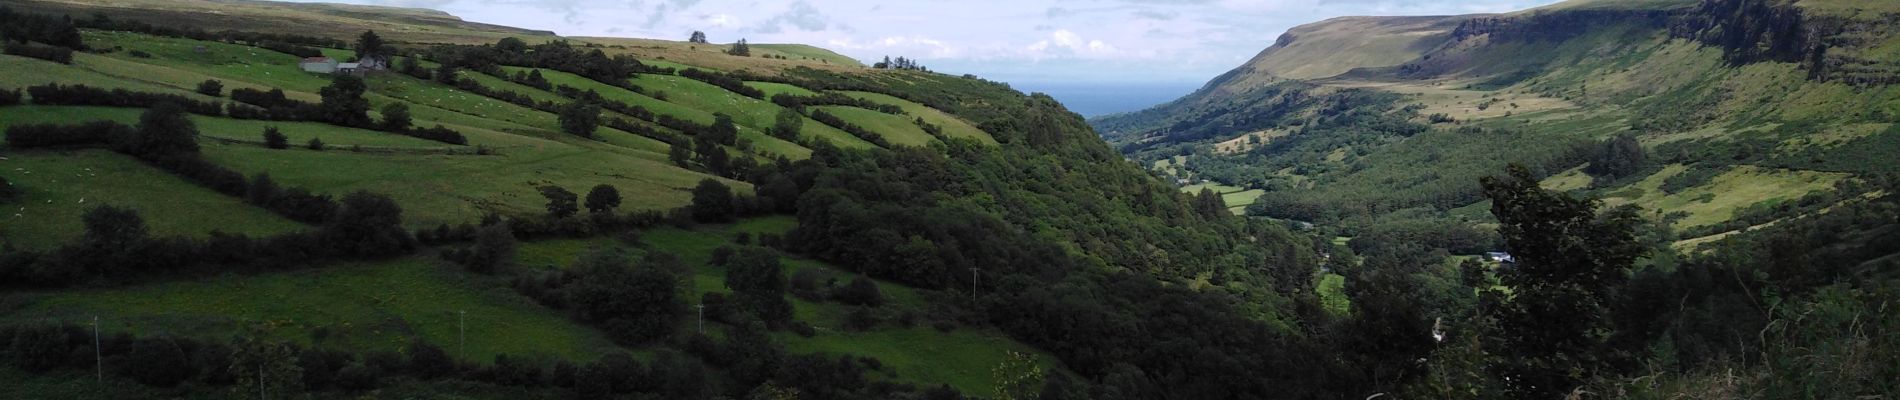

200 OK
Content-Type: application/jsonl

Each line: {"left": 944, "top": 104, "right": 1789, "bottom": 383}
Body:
{"left": 285, "top": 0, "right": 1568, "bottom": 84}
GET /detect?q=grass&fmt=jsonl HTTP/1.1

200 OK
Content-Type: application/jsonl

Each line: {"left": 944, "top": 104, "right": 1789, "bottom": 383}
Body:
{"left": 625, "top": 74, "right": 833, "bottom": 157}
{"left": 1315, "top": 273, "right": 1350, "bottom": 315}
{"left": 0, "top": 257, "right": 620, "bottom": 363}
{"left": 508, "top": 66, "right": 870, "bottom": 153}
{"left": 813, "top": 106, "right": 939, "bottom": 147}
{"left": 201, "top": 141, "right": 738, "bottom": 229}
{"left": 747, "top": 81, "right": 819, "bottom": 98}
{"left": 510, "top": 216, "right": 1051, "bottom": 393}
{"left": 0, "top": 105, "right": 454, "bottom": 149}
{"left": 839, "top": 91, "right": 996, "bottom": 144}
{"left": 0, "top": 149, "right": 306, "bottom": 250}
{"left": 1604, "top": 165, "right": 1848, "bottom": 228}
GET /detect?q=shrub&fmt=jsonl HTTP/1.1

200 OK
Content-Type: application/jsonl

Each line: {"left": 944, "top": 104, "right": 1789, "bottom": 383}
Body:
{"left": 307, "top": 137, "right": 325, "bottom": 150}
{"left": 196, "top": 80, "right": 223, "bottom": 97}
{"left": 585, "top": 184, "right": 621, "bottom": 214}
{"left": 4, "top": 120, "right": 130, "bottom": 148}
{"left": 0, "top": 88, "right": 21, "bottom": 106}
{"left": 3, "top": 42, "right": 73, "bottom": 64}
{"left": 26, "top": 84, "right": 222, "bottom": 115}
{"left": 263, "top": 127, "right": 288, "bottom": 149}
{"left": 832, "top": 276, "right": 886, "bottom": 307}
{"left": 690, "top": 179, "right": 735, "bottom": 223}
{"left": 405, "top": 124, "right": 466, "bottom": 145}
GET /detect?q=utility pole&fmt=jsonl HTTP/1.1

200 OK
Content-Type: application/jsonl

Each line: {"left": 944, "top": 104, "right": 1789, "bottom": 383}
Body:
{"left": 969, "top": 268, "right": 980, "bottom": 297}
{"left": 92, "top": 316, "right": 100, "bottom": 383}
{"left": 458, "top": 310, "right": 466, "bottom": 359}
{"left": 258, "top": 363, "right": 265, "bottom": 400}
{"left": 695, "top": 303, "right": 705, "bottom": 333}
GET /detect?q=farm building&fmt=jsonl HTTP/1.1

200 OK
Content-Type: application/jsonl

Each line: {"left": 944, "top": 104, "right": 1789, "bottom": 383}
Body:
{"left": 299, "top": 56, "right": 338, "bottom": 73}
{"left": 1484, "top": 252, "right": 1516, "bottom": 264}
{"left": 337, "top": 62, "right": 365, "bottom": 76}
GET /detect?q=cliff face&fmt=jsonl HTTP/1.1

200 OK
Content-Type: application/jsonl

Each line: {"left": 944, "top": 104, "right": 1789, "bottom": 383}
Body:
{"left": 1671, "top": 0, "right": 1900, "bottom": 85}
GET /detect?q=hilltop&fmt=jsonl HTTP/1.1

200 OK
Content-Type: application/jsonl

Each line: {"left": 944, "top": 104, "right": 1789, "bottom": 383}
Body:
{"left": 1094, "top": 0, "right": 1900, "bottom": 247}
{"left": 0, "top": 1, "right": 1357, "bottom": 399}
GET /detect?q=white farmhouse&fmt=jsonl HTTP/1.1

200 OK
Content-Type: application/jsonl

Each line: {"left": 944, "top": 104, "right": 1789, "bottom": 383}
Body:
{"left": 299, "top": 56, "right": 338, "bottom": 74}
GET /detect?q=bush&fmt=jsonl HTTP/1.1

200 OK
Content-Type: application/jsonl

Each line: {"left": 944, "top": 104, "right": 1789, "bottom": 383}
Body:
{"left": 4, "top": 120, "right": 130, "bottom": 148}
{"left": 263, "top": 127, "right": 288, "bottom": 149}
{"left": 690, "top": 179, "right": 735, "bottom": 223}
{"left": 196, "top": 80, "right": 223, "bottom": 97}
{"left": 307, "top": 137, "right": 325, "bottom": 150}
{"left": 832, "top": 276, "right": 886, "bottom": 307}
{"left": 0, "top": 88, "right": 21, "bottom": 106}
{"left": 26, "top": 84, "right": 223, "bottom": 116}
{"left": 3, "top": 42, "right": 73, "bottom": 64}
{"left": 405, "top": 124, "right": 467, "bottom": 145}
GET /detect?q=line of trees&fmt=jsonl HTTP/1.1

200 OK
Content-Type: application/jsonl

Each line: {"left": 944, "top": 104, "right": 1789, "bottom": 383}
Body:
{"left": 769, "top": 93, "right": 904, "bottom": 115}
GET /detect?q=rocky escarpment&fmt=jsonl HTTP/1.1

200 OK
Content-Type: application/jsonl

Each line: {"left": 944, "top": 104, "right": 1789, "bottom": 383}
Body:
{"left": 1671, "top": 0, "right": 1900, "bottom": 85}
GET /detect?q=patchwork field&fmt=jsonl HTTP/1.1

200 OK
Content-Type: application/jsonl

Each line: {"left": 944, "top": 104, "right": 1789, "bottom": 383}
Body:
{"left": 839, "top": 91, "right": 996, "bottom": 144}
{"left": 0, "top": 257, "right": 621, "bottom": 362}
{"left": 1604, "top": 164, "right": 1848, "bottom": 229}
{"left": 813, "top": 106, "right": 938, "bottom": 147}
{"left": 509, "top": 216, "right": 1056, "bottom": 394}
{"left": 0, "top": 150, "right": 306, "bottom": 250}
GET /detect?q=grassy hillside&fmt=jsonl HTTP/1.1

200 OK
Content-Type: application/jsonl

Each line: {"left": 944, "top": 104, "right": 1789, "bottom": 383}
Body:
{"left": 1095, "top": 0, "right": 1900, "bottom": 251}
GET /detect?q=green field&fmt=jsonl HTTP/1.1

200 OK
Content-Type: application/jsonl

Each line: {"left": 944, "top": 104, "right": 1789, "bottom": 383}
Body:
{"left": 0, "top": 257, "right": 620, "bottom": 363}
{"left": 0, "top": 150, "right": 307, "bottom": 250}
{"left": 813, "top": 106, "right": 939, "bottom": 147}
{"left": 751, "top": 44, "right": 864, "bottom": 66}
{"left": 746, "top": 81, "right": 820, "bottom": 98}
{"left": 840, "top": 91, "right": 996, "bottom": 144}
{"left": 0, "top": 106, "right": 455, "bottom": 149}
{"left": 202, "top": 142, "right": 737, "bottom": 229}
{"left": 507, "top": 66, "right": 871, "bottom": 153}
{"left": 1604, "top": 165, "right": 1847, "bottom": 229}
{"left": 508, "top": 216, "right": 1052, "bottom": 393}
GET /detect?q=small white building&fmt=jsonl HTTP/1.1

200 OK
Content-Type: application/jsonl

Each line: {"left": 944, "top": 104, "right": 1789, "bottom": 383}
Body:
{"left": 336, "top": 62, "right": 364, "bottom": 76}
{"left": 1485, "top": 252, "right": 1516, "bottom": 264}
{"left": 299, "top": 56, "right": 338, "bottom": 74}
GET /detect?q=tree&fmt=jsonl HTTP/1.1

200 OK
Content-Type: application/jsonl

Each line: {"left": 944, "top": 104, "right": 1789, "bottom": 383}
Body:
{"left": 1480, "top": 163, "right": 1644, "bottom": 398}
{"left": 728, "top": 39, "right": 751, "bottom": 56}
{"left": 1583, "top": 134, "right": 1647, "bottom": 179}
{"left": 833, "top": 275, "right": 885, "bottom": 307}
{"left": 495, "top": 37, "right": 528, "bottom": 53}
{"left": 586, "top": 184, "right": 621, "bottom": 214}
{"left": 380, "top": 103, "right": 411, "bottom": 132}
{"left": 992, "top": 351, "right": 1044, "bottom": 400}
{"left": 670, "top": 140, "right": 693, "bottom": 167}
{"left": 262, "top": 127, "right": 288, "bottom": 149}
{"left": 1192, "top": 188, "right": 1227, "bottom": 219}
{"left": 689, "top": 31, "right": 709, "bottom": 44}
{"left": 247, "top": 173, "right": 281, "bottom": 206}
{"left": 353, "top": 30, "right": 386, "bottom": 67}
{"left": 80, "top": 204, "right": 147, "bottom": 254}
{"left": 322, "top": 191, "right": 413, "bottom": 257}
{"left": 771, "top": 108, "right": 803, "bottom": 141}
{"left": 123, "top": 336, "right": 192, "bottom": 387}
{"left": 463, "top": 223, "right": 517, "bottom": 274}
{"left": 568, "top": 249, "right": 687, "bottom": 344}
{"left": 722, "top": 246, "right": 793, "bottom": 324}
{"left": 434, "top": 62, "right": 458, "bottom": 85}
{"left": 196, "top": 79, "right": 223, "bottom": 97}
{"left": 307, "top": 137, "right": 325, "bottom": 151}
{"left": 318, "top": 75, "right": 372, "bottom": 128}
{"left": 229, "top": 336, "right": 304, "bottom": 400}
{"left": 559, "top": 100, "right": 601, "bottom": 138}
{"left": 125, "top": 102, "right": 200, "bottom": 158}
{"left": 540, "top": 186, "right": 579, "bottom": 219}
{"left": 691, "top": 179, "right": 735, "bottom": 223}
{"left": 709, "top": 113, "right": 739, "bottom": 145}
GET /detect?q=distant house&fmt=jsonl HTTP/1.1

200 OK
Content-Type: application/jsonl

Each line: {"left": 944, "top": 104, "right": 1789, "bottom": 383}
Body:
{"left": 299, "top": 56, "right": 339, "bottom": 74}
{"left": 336, "top": 62, "right": 365, "bottom": 76}
{"left": 1485, "top": 252, "right": 1516, "bottom": 264}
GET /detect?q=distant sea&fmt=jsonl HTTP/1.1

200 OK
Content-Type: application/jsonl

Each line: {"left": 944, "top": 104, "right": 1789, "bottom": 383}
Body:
{"left": 1010, "top": 81, "right": 1203, "bottom": 119}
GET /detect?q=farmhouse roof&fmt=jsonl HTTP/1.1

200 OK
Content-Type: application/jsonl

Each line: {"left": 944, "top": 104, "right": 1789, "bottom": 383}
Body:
{"left": 301, "top": 56, "right": 334, "bottom": 63}
{"left": 338, "top": 62, "right": 361, "bottom": 69}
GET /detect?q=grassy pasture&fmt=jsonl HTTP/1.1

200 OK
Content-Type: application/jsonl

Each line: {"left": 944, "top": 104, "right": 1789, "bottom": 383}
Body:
{"left": 0, "top": 105, "right": 453, "bottom": 149}
{"left": 839, "top": 91, "right": 996, "bottom": 144}
{"left": 0, "top": 149, "right": 305, "bottom": 250}
{"left": 0, "top": 257, "right": 619, "bottom": 363}
{"left": 201, "top": 142, "right": 736, "bottom": 229}
{"left": 747, "top": 81, "right": 819, "bottom": 98}
{"left": 1604, "top": 165, "right": 1847, "bottom": 229}
{"left": 510, "top": 216, "right": 1052, "bottom": 393}
{"left": 812, "top": 106, "right": 939, "bottom": 147}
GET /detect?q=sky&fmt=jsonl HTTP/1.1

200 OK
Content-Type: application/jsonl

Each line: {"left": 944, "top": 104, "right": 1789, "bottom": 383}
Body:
{"left": 294, "top": 0, "right": 1564, "bottom": 115}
